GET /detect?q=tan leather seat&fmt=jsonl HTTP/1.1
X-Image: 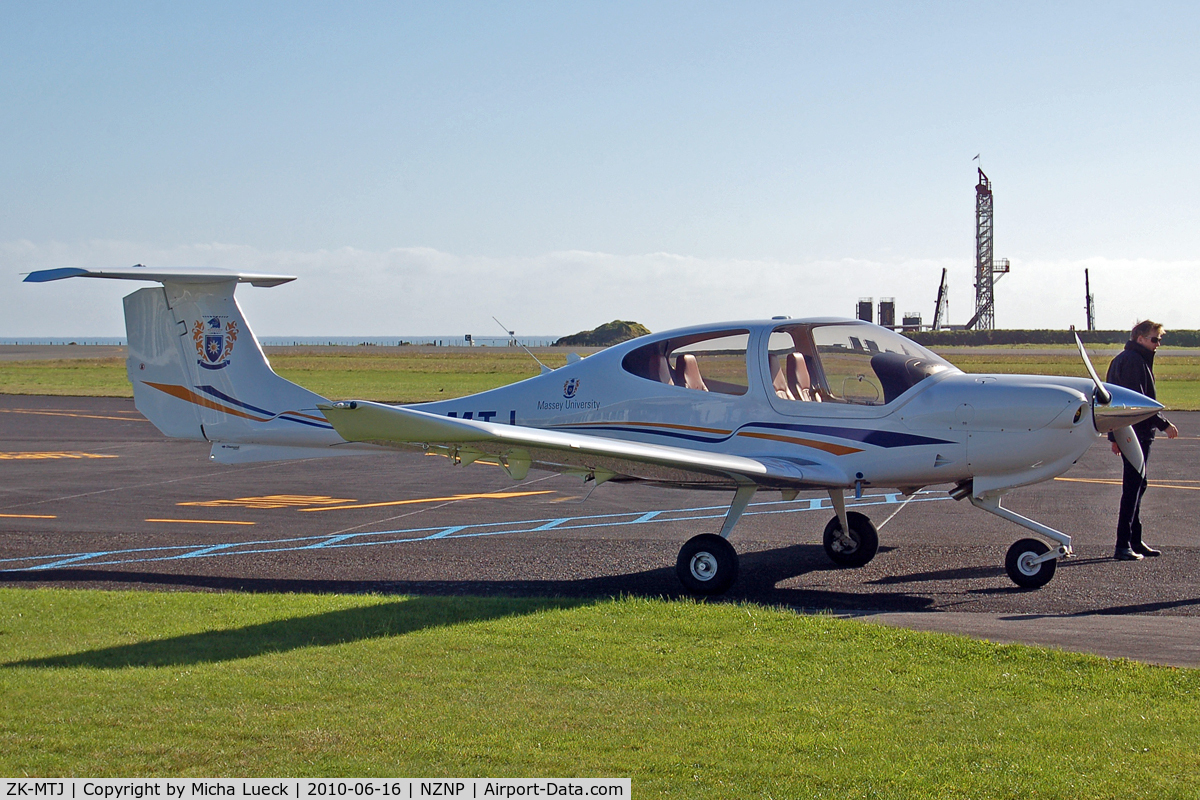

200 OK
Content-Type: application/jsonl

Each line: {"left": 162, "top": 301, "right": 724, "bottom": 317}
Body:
{"left": 769, "top": 353, "right": 794, "bottom": 399}
{"left": 650, "top": 351, "right": 673, "bottom": 384}
{"left": 676, "top": 354, "right": 708, "bottom": 391}
{"left": 786, "top": 353, "right": 820, "bottom": 401}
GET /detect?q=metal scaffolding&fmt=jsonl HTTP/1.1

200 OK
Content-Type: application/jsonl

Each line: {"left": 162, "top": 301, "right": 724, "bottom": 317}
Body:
{"left": 966, "top": 168, "right": 1009, "bottom": 330}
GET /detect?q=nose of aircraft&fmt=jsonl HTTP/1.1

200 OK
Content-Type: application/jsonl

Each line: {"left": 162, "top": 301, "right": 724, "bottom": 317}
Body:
{"left": 1093, "top": 383, "right": 1164, "bottom": 433}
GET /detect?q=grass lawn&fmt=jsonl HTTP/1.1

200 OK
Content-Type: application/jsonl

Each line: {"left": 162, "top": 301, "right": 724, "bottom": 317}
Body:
{"left": 3, "top": 347, "right": 1200, "bottom": 408}
{"left": 1, "top": 589, "right": 1197, "bottom": 795}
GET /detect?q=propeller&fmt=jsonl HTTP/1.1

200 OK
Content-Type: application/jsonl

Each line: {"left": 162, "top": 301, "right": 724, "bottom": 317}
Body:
{"left": 1075, "top": 332, "right": 1146, "bottom": 477}
{"left": 1074, "top": 332, "right": 1111, "bottom": 405}
{"left": 1111, "top": 424, "right": 1144, "bottom": 477}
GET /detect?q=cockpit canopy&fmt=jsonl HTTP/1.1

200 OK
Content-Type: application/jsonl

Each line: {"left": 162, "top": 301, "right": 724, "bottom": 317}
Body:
{"left": 621, "top": 320, "right": 955, "bottom": 405}
{"left": 775, "top": 322, "right": 954, "bottom": 404}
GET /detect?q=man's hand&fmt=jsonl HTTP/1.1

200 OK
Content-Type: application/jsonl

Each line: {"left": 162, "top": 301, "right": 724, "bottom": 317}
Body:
{"left": 1112, "top": 441, "right": 1121, "bottom": 455}
{"left": 1167, "top": 423, "right": 1180, "bottom": 439}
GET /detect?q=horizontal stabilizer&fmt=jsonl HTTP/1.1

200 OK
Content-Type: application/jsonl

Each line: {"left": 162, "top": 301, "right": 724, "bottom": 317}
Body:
{"left": 24, "top": 266, "right": 295, "bottom": 287}
{"left": 209, "top": 442, "right": 383, "bottom": 464}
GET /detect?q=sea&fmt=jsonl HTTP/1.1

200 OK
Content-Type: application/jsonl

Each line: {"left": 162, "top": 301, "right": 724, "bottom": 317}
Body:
{"left": 1, "top": 336, "right": 560, "bottom": 347}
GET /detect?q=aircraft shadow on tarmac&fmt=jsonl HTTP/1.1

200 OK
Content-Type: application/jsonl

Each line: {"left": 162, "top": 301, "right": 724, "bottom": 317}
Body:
{"left": 866, "top": 564, "right": 1003, "bottom": 585}
{"left": 0, "top": 542, "right": 939, "bottom": 629}
{"left": 2, "top": 544, "right": 941, "bottom": 670}
{"left": 999, "top": 595, "right": 1200, "bottom": 619}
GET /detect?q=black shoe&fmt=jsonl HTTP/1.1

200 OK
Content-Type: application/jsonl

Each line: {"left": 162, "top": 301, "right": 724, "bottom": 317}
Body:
{"left": 1132, "top": 542, "right": 1161, "bottom": 557}
{"left": 1114, "top": 546, "right": 1143, "bottom": 561}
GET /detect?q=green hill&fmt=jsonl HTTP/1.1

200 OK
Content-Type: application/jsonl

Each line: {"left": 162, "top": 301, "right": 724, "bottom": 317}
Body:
{"left": 554, "top": 320, "right": 650, "bottom": 347}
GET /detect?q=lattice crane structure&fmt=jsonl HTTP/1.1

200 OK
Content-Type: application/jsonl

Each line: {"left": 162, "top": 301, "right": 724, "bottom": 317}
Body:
{"left": 966, "top": 168, "right": 1010, "bottom": 330}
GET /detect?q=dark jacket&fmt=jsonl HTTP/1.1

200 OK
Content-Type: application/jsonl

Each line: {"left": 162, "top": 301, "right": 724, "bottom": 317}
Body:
{"left": 1106, "top": 340, "right": 1171, "bottom": 441}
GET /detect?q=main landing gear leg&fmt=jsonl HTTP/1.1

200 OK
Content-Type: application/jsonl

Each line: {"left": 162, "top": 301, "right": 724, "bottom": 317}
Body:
{"left": 676, "top": 484, "right": 757, "bottom": 596}
{"left": 969, "top": 494, "right": 1073, "bottom": 589}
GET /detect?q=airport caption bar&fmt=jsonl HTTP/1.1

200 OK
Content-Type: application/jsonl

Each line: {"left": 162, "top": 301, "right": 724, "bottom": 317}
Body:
{"left": 2, "top": 781, "right": 628, "bottom": 800}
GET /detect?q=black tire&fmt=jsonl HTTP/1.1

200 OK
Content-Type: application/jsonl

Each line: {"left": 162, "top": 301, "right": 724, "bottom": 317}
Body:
{"left": 822, "top": 511, "right": 880, "bottom": 568}
{"left": 1005, "top": 538, "right": 1057, "bottom": 589}
{"left": 676, "top": 534, "right": 740, "bottom": 596}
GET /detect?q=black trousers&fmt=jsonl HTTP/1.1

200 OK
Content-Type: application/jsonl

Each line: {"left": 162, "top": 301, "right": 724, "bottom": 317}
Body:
{"left": 1116, "top": 437, "right": 1153, "bottom": 548}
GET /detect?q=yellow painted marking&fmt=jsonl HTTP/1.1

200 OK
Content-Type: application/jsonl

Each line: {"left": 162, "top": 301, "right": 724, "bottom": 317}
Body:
{"left": 0, "top": 409, "right": 144, "bottom": 422}
{"left": 302, "top": 490, "right": 556, "bottom": 512}
{"left": 179, "top": 494, "right": 357, "bottom": 509}
{"left": 0, "top": 451, "right": 118, "bottom": 460}
{"left": 145, "top": 518, "right": 257, "bottom": 525}
{"left": 0, "top": 513, "right": 57, "bottom": 519}
{"left": 1055, "top": 477, "right": 1200, "bottom": 491}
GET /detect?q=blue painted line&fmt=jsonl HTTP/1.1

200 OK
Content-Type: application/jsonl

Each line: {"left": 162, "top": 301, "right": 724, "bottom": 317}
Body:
{"left": 22, "top": 551, "right": 118, "bottom": 570}
{"left": 158, "top": 543, "right": 243, "bottom": 561}
{"left": 303, "top": 534, "right": 359, "bottom": 549}
{"left": 0, "top": 492, "right": 952, "bottom": 572}
{"left": 426, "top": 526, "right": 466, "bottom": 540}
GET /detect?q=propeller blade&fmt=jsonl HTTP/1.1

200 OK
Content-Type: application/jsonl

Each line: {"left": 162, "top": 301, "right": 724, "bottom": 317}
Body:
{"left": 1112, "top": 425, "right": 1145, "bottom": 478}
{"left": 1075, "top": 332, "right": 1112, "bottom": 405}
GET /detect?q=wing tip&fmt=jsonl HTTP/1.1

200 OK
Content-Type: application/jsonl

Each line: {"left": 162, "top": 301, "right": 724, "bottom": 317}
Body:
{"left": 23, "top": 267, "right": 89, "bottom": 283}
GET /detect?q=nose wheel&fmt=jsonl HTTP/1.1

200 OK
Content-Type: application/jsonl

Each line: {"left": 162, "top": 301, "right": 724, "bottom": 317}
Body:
{"left": 1005, "top": 538, "right": 1057, "bottom": 588}
{"left": 676, "top": 534, "right": 739, "bottom": 596}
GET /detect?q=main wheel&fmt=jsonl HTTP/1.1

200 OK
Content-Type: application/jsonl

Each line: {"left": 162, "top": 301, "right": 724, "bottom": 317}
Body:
{"left": 1005, "top": 538, "right": 1057, "bottom": 589}
{"left": 822, "top": 511, "right": 879, "bottom": 568}
{"left": 676, "top": 534, "right": 739, "bottom": 596}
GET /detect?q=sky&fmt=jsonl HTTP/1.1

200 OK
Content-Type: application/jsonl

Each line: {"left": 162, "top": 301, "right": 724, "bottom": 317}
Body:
{"left": 2, "top": 2, "right": 1197, "bottom": 338}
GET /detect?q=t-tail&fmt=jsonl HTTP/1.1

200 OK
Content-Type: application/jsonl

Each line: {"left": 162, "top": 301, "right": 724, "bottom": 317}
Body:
{"left": 23, "top": 266, "right": 377, "bottom": 463}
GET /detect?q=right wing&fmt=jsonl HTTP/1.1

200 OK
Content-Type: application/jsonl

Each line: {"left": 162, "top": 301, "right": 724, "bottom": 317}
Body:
{"left": 319, "top": 400, "right": 850, "bottom": 489}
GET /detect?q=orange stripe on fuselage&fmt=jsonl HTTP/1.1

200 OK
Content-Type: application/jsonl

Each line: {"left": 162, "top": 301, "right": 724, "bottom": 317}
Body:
{"left": 735, "top": 430, "right": 862, "bottom": 456}
{"left": 142, "top": 382, "right": 268, "bottom": 422}
{"left": 565, "top": 420, "right": 733, "bottom": 436}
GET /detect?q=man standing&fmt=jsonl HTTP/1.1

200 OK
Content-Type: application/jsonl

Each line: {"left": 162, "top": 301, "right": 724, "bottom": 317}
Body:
{"left": 1106, "top": 320, "right": 1179, "bottom": 561}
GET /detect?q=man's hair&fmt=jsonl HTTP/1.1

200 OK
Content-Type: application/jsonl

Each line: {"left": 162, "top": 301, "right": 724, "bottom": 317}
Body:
{"left": 1131, "top": 319, "right": 1164, "bottom": 340}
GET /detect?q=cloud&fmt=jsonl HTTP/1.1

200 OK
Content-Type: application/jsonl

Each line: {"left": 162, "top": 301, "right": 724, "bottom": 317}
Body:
{"left": 4, "top": 239, "right": 1197, "bottom": 337}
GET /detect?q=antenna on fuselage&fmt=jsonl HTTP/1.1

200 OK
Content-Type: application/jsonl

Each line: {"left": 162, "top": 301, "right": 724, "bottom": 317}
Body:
{"left": 492, "top": 316, "right": 552, "bottom": 374}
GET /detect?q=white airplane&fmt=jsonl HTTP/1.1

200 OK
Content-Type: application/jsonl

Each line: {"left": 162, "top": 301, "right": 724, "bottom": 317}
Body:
{"left": 25, "top": 266, "right": 1164, "bottom": 593}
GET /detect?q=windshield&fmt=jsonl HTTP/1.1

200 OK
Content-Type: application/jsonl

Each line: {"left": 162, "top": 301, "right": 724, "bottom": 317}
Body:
{"left": 768, "top": 323, "right": 955, "bottom": 405}
{"left": 811, "top": 324, "right": 954, "bottom": 404}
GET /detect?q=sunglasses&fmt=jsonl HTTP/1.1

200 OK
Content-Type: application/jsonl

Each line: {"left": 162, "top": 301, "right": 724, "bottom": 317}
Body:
{"left": 1149, "top": 336, "right": 1163, "bottom": 344}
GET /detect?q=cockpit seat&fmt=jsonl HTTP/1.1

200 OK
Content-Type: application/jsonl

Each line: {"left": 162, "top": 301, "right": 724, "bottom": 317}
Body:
{"left": 769, "top": 353, "right": 794, "bottom": 399}
{"left": 786, "top": 353, "right": 820, "bottom": 402}
{"left": 676, "top": 354, "right": 708, "bottom": 391}
{"left": 650, "top": 351, "right": 673, "bottom": 385}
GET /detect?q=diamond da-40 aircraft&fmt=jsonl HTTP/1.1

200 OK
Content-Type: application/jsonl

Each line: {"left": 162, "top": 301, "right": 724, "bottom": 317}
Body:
{"left": 25, "top": 266, "right": 1164, "bottom": 593}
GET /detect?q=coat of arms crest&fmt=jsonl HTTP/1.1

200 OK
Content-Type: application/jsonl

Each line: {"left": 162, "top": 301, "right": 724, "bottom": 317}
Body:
{"left": 192, "top": 317, "right": 238, "bottom": 370}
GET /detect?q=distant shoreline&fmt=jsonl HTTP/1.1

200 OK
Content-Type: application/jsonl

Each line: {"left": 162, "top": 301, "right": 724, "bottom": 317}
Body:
{"left": 9, "top": 343, "right": 1196, "bottom": 363}
{"left": 0, "top": 343, "right": 603, "bottom": 361}
{"left": 0, "top": 336, "right": 560, "bottom": 348}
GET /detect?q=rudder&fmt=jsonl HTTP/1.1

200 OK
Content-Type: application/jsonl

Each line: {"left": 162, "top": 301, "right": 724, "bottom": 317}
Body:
{"left": 124, "top": 280, "right": 340, "bottom": 448}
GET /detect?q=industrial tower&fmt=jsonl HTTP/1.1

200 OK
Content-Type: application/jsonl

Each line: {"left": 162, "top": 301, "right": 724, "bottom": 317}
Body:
{"left": 1085, "top": 269, "right": 1096, "bottom": 331}
{"left": 931, "top": 268, "right": 948, "bottom": 330}
{"left": 966, "top": 168, "right": 1009, "bottom": 330}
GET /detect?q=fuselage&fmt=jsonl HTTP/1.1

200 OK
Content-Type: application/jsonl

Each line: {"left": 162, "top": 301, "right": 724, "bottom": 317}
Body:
{"left": 411, "top": 318, "right": 1122, "bottom": 495}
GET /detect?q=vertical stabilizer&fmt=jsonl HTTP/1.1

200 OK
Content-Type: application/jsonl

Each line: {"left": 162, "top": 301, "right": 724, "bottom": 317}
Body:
{"left": 26, "top": 266, "right": 376, "bottom": 463}
{"left": 124, "top": 280, "right": 337, "bottom": 448}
